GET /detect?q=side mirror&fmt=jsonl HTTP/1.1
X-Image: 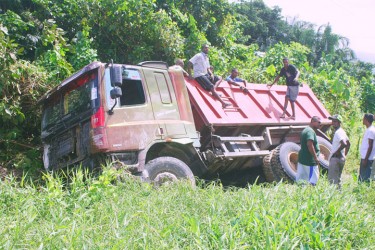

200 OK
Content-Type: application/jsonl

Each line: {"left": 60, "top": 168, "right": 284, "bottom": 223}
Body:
{"left": 110, "top": 65, "right": 123, "bottom": 86}
{"left": 110, "top": 87, "right": 122, "bottom": 99}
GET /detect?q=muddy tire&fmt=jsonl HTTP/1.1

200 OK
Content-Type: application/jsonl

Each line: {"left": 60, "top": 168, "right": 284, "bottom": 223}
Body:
{"left": 143, "top": 157, "right": 195, "bottom": 186}
{"left": 271, "top": 142, "right": 300, "bottom": 182}
{"left": 262, "top": 150, "right": 280, "bottom": 182}
{"left": 317, "top": 136, "right": 332, "bottom": 170}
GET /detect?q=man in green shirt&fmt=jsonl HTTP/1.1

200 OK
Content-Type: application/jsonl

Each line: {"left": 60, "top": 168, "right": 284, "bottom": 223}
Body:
{"left": 297, "top": 116, "right": 321, "bottom": 185}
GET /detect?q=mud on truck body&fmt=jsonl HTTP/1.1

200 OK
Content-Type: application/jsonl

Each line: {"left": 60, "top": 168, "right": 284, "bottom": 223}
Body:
{"left": 39, "top": 61, "right": 332, "bottom": 185}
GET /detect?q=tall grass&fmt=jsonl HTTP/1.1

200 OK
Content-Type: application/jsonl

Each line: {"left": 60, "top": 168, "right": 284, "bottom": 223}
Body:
{"left": 0, "top": 167, "right": 374, "bottom": 249}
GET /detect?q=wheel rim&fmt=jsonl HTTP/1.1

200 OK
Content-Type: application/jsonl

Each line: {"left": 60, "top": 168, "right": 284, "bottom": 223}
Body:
{"left": 154, "top": 172, "right": 178, "bottom": 185}
{"left": 319, "top": 144, "right": 330, "bottom": 161}
{"left": 288, "top": 152, "right": 299, "bottom": 172}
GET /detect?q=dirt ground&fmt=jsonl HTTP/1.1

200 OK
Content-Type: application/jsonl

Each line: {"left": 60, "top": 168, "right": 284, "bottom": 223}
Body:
{"left": 0, "top": 166, "right": 24, "bottom": 181}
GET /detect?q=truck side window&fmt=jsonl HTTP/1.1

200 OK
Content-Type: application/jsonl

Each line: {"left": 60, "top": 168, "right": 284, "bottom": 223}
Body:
{"left": 119, "top": 69, "right": 146, "bottom": 106}
{"left": 154, "top": 72, "right": 172, "bottom": 104}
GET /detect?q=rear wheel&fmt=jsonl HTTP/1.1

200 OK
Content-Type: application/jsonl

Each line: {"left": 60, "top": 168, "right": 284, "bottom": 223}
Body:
{"left": 262, "top": 150, "right": 280, "bottom": 182}
{"left": 317, "top": 136, "right": 332, "bottom": 170}
{"left": 143, "top": 156, "right": 195, "bottom": 186}
{"left": 271, "top": 142, "right": 301, "bottom": 182}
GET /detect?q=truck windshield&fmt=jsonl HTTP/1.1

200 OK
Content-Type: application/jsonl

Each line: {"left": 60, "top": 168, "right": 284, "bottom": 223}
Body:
{"left": 42, "top": 71, "right": 99, "bottom": 131}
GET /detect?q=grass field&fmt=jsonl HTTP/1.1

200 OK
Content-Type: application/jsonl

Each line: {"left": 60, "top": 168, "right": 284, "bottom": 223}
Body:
{"left": 1, "top": 166, "right": 374, "bottom": 249}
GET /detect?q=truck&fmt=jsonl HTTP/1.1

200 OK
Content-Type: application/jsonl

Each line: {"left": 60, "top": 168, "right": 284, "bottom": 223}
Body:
{"left": 39, "top": 61, "right": 332, "bottom": 185}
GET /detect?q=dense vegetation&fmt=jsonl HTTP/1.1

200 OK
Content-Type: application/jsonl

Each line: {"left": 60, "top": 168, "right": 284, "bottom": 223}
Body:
{"left": 1, "top": 169, "right": 375, "bottom": 248}
{"left": 0, "top": 0, "right": 374, "bottom": 174}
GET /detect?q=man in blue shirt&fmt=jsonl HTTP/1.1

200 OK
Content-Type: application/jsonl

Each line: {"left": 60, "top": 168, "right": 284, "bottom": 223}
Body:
{"left": 226, "top": 68, "right": 249, "bottom": 93}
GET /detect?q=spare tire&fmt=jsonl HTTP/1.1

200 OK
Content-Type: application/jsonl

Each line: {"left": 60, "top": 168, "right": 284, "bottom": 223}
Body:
{"left": 271, "top": 142, "right": 301, "bottom": 182}
{"left": 317, "top": 136, "right": 332, "bottom": 169}
{"left": 143, "top": 156, "right": 196, "bottom": 186}
{"left": 262, "top": 151, "right": 277, "bottom": 183}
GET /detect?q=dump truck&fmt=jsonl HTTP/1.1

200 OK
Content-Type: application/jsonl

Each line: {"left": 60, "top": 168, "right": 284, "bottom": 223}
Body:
{"left": 39, "top": 61, "right": 332, "bottom": 185}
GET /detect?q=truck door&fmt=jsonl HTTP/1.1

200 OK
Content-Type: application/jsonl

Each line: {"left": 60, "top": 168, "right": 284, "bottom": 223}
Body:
{"left": 104, "top": 67, "right": 161, "bottom": 151}
{"left": 142, "top": 67, "right": 187, "bottom": 138}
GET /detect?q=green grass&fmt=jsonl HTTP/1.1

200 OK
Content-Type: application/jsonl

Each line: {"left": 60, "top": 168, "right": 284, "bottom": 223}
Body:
{"left": 0, "top": 168, "right": 374, "bottom": 249}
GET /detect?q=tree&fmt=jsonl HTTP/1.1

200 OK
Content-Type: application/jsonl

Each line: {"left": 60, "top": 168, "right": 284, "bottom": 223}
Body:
{"left": 312, "top": 24, "right": 353, "bottom": 66}
{"left": 234, "top": 0, "right": 288, "bottom": 49}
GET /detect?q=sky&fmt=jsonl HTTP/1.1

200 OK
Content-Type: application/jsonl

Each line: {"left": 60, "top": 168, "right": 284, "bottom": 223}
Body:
{"left": 262, "top": 0, "right": 375, "bottom": 63}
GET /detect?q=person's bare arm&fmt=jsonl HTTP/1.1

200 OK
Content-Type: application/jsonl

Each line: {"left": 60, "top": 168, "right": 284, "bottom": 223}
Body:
{"left": 345, "top": 139, "right": 351, "bottom": 156}
{"left": 332, "top": 140, "right": 348, "bottom": 157}
{"left": 182, "top": 69, "right": 189, "bottom": 77}
{"left": 227, "top": 78, "right": 248, "bottom": 92}
{"left": 243, "top": 79, "right": 248, "bottom": 87}
{"left": 227, "top": 78, "right": 240, "bottom": 87}
{"left": 363, "top": 138, "right": 374, "bottom": 165}
{"left": 294, "top": 69, "right": 300, "bottom": 82}
{"left": 307, "top": 140, "right": 319, "bottom": 164}
{"left": 207, "top": 67, "right": 213, "bottom": 76}
{"left": 187, "top": 61, "right": 194, "bottom": 80}
{"left": 268, "top": 75, "right": 280, "bottom": 87}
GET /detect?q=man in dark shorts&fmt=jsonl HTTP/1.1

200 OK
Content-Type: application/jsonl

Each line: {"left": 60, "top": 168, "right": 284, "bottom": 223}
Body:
{"left": 187, "top": 44, "right": 230, "bottom": 108}
{"left": 268, "top": 58, "right": 300, "bottom": 119}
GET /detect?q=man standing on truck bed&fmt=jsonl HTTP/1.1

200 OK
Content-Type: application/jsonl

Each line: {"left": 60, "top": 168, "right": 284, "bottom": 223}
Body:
{"left": 268, "top": 58, "right": 300, "bottom": 119}
{"left": 296, "top": 116, "right": 321, "bottom": 185}
{"left": 187, "top": 44, "right": 231, "bottom": 108}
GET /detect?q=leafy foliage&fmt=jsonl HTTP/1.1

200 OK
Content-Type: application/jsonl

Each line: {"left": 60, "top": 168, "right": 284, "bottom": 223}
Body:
{"left": 68, "top": 24, "right": 98, "bottom": 70}
{"left": 0, "top": 25, "right": 48, "bottom": 172}
{"left": 234, "top": 0, "right": 287, "bottom": 48}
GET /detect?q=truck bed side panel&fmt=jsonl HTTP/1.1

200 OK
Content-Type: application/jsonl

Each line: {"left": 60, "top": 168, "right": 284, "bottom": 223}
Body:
{"left": 185, "top": 79, "right": 330, "bottom": 128}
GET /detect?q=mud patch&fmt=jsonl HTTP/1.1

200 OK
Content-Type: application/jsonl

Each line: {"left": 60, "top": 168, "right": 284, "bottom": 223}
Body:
{"left": 0, "top": 166, "right": 24, "bottom": 181}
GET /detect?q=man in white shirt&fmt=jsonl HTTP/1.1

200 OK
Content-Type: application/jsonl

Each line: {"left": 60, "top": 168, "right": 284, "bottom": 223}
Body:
{"left": 359, "top": 113, "right": 375, "bottom": 182}
{"left": 328, "top": 114, "right": 350, "bottom": 187}
{"left": 187, "top": 44, "right": 230, "bottom": 108}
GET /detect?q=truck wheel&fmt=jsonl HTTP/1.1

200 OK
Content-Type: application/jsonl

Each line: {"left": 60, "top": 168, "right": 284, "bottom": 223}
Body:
{"left": 271, "top": 142, "right": 300, "bottom": 182}
{"left": 143, "top": 157, "right": 196, "bottom": 186}
{"left": 317, "top": 136, "right": 332, "bottom": 170}
{"left": 262, "top": 150, "right": 280, "bottom": 182}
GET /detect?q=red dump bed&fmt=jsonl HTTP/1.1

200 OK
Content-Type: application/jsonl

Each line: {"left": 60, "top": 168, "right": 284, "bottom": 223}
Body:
{"left": 185, "top": 78, "right": 331, "bottom": 130}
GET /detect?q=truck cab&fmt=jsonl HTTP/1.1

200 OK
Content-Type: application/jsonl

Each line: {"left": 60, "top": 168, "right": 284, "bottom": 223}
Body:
{"left": 40, "top": 62, "right": 204, "bottom": 182}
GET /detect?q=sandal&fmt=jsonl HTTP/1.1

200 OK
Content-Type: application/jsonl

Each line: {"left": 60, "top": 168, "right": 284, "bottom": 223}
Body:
{"left": 280, "top": 114, "right": 286, "bottom": 118}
